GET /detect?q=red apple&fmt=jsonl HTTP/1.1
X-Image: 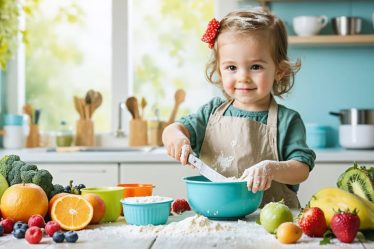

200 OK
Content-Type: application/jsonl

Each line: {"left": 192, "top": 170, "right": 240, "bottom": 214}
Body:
{"left": 28, "top": 214, "right": 46, "bottom": 228}
{"left": 44, "top": 221, "right": 61, "bottom": 237}
{"left": 0, "top": 218, "right": 14, "bottom": 233}
{"left": 25, "top": 226, "right": 43, "bottom": 244}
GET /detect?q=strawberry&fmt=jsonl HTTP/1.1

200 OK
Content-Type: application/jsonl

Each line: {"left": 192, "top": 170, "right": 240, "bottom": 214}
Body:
{"left": 330, "top": 209, "right": 360, "bottom": 243}
{"left": 172, "top": 199, "right": 191, "bottom": 214}
{"left": 298, "top": 207, "right": 327, "bottom": 237}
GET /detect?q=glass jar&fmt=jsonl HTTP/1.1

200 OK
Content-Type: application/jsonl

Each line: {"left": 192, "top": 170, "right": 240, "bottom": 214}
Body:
{"left": 56, "top": 121, "right": 73, "bottom": 147}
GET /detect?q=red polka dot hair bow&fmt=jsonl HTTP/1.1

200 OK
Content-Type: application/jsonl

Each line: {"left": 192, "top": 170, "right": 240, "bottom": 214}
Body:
{"left": 201, "top": 18, "right": 220, "bottom": 49}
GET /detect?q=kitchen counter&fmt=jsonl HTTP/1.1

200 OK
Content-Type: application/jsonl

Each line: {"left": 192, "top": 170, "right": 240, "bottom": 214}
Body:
{"left": 0, "top": 211, "right": 372, "bottom": 249}
{"left": 1, "top": 147, "right": 374, "bottom": 163}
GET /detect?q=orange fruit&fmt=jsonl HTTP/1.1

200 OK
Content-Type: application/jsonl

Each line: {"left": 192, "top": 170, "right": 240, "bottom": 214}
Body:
{"left": 51, "top": 194, "right": 93, "bottom": 231}
{"left": 48, "top": 192, "right": 69, "bottom": 216}
{"left": 0, "top": 183, "right": 48, "bottom": 223}
{"left": 82, "top": 193, "right": 106, "bottom": 224}
{"left": 276, "top": 222, "right": 303, "bottom": 244}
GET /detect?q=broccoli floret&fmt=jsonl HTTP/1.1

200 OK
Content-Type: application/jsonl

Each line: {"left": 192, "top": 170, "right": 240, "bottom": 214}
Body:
{"left": 32, "top": 169, "right": 54, "bottom": 197}
{"left": 0, "top": 155, "right": 20, "bottom": 181}
{"left": 21, "top": 170, "right": 38, "bottom": 183}
{"left": 49, "top": 184, "right": 65, "bottom": 199}
{"left": 8, "top": 161, "right": 26, "bottom": 185}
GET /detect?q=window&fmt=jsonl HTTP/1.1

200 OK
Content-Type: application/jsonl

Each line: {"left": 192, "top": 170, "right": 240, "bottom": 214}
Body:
{"left": 13, "top": 0, "right": 217, "bottom": 136}
{"left": 25, "top": 0, "right": 111, "bottom": 132}
{"left": 129, "top": 0, "right": 215, "bottom": 121}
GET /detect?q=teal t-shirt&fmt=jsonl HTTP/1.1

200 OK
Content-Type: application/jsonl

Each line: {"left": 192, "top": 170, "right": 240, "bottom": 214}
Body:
{"left": 177, "top": 97, "right": 316, "bottom": 192}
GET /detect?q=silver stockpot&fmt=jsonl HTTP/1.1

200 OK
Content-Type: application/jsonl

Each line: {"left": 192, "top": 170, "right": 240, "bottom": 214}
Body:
{"left": 329, "top": 109, "right": 374, "bottom": 125}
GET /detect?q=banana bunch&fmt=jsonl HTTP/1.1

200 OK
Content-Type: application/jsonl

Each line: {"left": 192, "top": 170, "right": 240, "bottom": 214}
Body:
{"left": 309, "top": 187, "right": 374, "bottom": 230}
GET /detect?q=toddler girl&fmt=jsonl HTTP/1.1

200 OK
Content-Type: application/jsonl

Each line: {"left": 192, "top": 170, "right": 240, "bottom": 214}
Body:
{"left": 162, "top": 8, "right": 315, "bottom": 208}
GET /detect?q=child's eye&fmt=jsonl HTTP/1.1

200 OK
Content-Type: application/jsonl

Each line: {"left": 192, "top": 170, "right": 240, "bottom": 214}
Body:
{"left": 226, "top": 65, "right": 237, "bottom": 71}
{"left": 250, "top": 64, "right": 263, "bottom": 70}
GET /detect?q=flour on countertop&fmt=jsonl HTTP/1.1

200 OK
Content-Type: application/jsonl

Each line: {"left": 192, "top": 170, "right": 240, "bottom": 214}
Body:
{"left": 123, "top": 196, "right": 172, "bottom": 204}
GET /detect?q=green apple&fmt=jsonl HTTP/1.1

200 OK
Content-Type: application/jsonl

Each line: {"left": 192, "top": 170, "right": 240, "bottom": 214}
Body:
{"left": 260, "top": 201, "right": 293, "bottom": 234}
{"left": 0, "top": 174, "right": 9, "bottom": 201}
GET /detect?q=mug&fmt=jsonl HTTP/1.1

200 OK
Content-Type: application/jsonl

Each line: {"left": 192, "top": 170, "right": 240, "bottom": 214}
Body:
{"left": 293, "top": 16, "right": 328, "bottom": 36}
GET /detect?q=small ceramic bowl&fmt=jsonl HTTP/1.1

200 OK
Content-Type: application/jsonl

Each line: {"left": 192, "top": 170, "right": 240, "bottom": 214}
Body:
{"left": 121, "top": 196, "right": 173, "bottom": 226}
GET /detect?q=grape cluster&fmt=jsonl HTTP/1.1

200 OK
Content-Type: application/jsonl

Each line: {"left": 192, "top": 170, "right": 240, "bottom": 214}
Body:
{"left": 64, "top": 180, "right": 86, "bottom": 195}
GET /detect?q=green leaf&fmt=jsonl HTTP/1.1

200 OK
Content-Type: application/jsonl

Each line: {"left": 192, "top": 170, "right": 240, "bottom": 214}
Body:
{"left": 320, "top": 229, "right": 333, "bottom": 245}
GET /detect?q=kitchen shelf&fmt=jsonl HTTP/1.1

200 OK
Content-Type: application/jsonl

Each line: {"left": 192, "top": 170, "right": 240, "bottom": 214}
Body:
{"left": 288, "top": 35, "right": 374, "bottom": 46}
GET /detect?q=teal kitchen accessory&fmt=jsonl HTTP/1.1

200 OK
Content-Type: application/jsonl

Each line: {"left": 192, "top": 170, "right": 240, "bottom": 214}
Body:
{"left": 121, "top": 196, "right": 173, "bottom": 225}
{"left": 305, "top": 123, "right": 328, "bottom": 148}
{"left": 183, "top": 176, "right": 263, "bottom": 220}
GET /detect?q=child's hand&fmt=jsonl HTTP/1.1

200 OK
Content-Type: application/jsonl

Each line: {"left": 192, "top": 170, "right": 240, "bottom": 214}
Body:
{"left": 240, "top": 160, "right": 275, "bottom": 193}
{"left": 165, "top": 138, "right": 191, "bottom": 165}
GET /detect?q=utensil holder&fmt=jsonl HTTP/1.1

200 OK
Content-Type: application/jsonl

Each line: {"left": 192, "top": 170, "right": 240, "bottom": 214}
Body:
{"left": 75, "top": 119, "right": 95, "bottom": 146}
{"left": 148, "top": 121, "right": 167, "bottom": 146}
{"left": 128, "top": 120, "right": 148, "bottom": 146}
{"left": 26, "top": 124, "right": 40, "bottom": 148}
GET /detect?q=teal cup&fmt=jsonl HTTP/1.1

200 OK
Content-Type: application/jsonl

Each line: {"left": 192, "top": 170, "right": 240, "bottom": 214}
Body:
{"left": 81, "top": 187, "right": 125, "bottom": 222}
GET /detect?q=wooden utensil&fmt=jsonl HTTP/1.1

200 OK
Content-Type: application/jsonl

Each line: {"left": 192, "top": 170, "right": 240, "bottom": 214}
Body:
{"left": 168, "top": 89, "right": 186, "bottom": 124}
{"left": 91, "top": 91, "right": 103, "bottom": 116}
{"left": 140, "top": 97, "right": 147, "bottom": 120}
{"left": 23, "top": 104, "right": 34, "bottom": 124}
{"left": 85, "top": 89, "right": 95, "bottom": 119}
{"left": 73, "top": 96, "right": 83, "bottom": 119}
{"left": 126, "top": 96, "right": 140, "bottom": 119}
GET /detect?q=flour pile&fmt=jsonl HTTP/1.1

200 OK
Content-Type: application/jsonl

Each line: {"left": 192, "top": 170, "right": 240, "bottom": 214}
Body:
{"left": 128, "top": 215, "right": 232, "bottom": 235}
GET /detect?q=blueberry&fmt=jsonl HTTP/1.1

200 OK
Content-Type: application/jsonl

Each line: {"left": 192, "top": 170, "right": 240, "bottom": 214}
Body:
{"left": 0, "top": 225, "right": 4, "bottom": 236}
{"left": 77, "top": 184, "right": 86, "bottom": 189}
{"left": 13, "top": 228, "right": 26, "bottom": 239}
{"left": 65, "top": 231, "right": 78, "bottom": 243}
{"left": 13, "top": 221, "right": 28, "bottom": 231}
{"left": 52, "top": 231, "right": 65, "bottom": 243}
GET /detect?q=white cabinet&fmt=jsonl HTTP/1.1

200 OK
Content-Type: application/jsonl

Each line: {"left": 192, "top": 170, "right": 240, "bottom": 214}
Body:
{"left": 120, "top": 163, "right": 198, "bottom": 199}
{"left": 297, "top": 163, "right": 356, "bottom": 207}
{"left": 36, "top": 163, "right": 119, "bottom": 187}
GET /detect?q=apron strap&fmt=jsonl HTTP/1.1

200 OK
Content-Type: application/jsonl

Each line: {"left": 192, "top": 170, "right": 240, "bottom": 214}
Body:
{"left": 267, "top": 95, "right": 278, "bottom": 128}
{"left": 210, "top": 99, "right": 234, "bottom": 123}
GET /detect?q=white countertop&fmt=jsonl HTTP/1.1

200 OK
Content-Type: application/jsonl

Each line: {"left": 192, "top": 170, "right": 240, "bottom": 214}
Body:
{"left": 0, "top": 147, "right": 374, "bottom": 163}
{"left": 0, "top": 211, "right": 371, "bottom": 249}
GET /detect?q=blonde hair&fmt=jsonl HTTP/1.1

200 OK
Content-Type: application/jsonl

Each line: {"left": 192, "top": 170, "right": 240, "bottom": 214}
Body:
{"left": 205, "top": 8, "right": 300, "bottom": 97}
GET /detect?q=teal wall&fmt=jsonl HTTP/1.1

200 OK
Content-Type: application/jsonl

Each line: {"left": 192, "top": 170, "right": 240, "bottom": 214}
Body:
{"left": 243, "top": 1, "right": 374, "bottom": 147}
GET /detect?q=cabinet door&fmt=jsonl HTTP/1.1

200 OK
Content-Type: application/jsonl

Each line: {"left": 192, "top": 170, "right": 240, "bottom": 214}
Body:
{"left": 120, "top": 163, "right": 198, "bottom": 199}
{"left": 37, "top": 163, "right": 119, "bottom": 187}
{"left": 297, "top": 163, "right": 354, "bottom": 207}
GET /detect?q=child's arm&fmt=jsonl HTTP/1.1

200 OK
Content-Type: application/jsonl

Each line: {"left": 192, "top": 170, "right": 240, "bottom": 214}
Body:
{"left": 162, "top": 122, "right": 191, "bottom": 165}
{"left": 240, "top": 160, "right": 310, "bottom": 193}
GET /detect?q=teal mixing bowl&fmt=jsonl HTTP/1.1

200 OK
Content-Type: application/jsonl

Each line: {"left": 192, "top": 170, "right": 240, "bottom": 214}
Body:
{"left": 184, "top": 176, "right": 263, "bottom": 220}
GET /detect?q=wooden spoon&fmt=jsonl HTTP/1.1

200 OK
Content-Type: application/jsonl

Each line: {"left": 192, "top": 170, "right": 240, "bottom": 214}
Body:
{"left": 23, "top": 104, "right": 34, "bottom": 124}
{"left": 126, "top": 96, "right": 140, "bottom": 119}
{"left": 91, "top": 91, "right": 103, "bottom": 116}
{"left": 168, "top": 89, "right": 186, "bottom": 124}
{"left": 73, "top": 96, "right": 83, "bottom": 119}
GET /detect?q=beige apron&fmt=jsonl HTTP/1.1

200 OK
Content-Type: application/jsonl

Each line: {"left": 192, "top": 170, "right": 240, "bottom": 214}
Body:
{"left": 199, "top": 96, "right": 299, "bottom": 208}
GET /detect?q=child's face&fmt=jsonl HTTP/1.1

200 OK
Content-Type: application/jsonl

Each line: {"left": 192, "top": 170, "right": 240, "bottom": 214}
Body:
{"left": 217, "top": 30, "right": 283, "bottom": 111}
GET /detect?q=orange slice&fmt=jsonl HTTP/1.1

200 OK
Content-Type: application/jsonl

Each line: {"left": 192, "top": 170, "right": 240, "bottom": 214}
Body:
{"left": 51, "top": 194, "right": 93, "bottom": 231}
